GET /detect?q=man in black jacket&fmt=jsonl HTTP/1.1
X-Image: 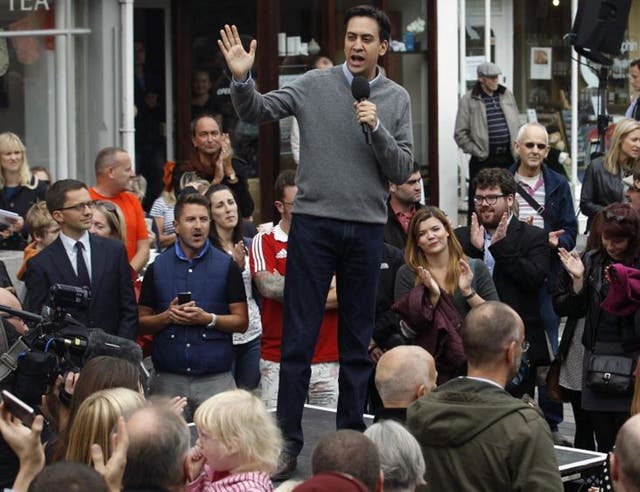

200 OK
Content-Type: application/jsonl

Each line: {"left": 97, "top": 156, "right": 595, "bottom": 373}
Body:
{"left": 454, "top": 168, "right": 550, "bottom": 397}
{"left": 384, "top": 162, "right": 422, "bottom": 250}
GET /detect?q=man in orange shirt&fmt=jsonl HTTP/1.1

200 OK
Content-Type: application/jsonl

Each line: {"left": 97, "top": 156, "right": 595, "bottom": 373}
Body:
{"left": 89, "top": 147, "right": 149, "bottom": 273}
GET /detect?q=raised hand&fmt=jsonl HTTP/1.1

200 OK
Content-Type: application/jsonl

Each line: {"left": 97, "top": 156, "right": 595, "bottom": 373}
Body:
{"left": 458, "top": 259, "right": 474, "bottom": 295}
{"left": 217, "top": 24, "right": 257, "bottom": 81}
{"left": 558, "top": 248, "right": 584, "bottom": 279}
{"left": 91, "top": 416, "right": 129, "bottom": 492}
{"left": 470, "top": 213, "right": 485, "bottom": 251}
{"left": 491, "top": 212, "right": 509, "bottom": 244}
{"left": 548, "top": 229, "right": 565, "bottom": 248}
{"left": 416, "top": 266, "right": 440, "bottom": 307}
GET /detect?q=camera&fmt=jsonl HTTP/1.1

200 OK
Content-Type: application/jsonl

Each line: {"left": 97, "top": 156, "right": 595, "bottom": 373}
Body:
{"left": 0, "top": 283, "right": 141, "bottom": 406}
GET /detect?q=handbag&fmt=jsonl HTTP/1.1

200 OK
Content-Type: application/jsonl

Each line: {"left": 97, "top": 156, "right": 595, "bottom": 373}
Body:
{"left": 585, "top": 354, "right": 635, "bottom": 395}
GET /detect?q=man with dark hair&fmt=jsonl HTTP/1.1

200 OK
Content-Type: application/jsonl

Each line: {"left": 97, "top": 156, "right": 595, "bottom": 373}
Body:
{"left": 24, "top": 179, "right": 138, "bottom": 339}
{"left": 454, "top": 168, "right": 550, "bottom": 398}
{"left": 384, "top": 161, "right": 423, "bottom": 250}
{"left": 250, "top": 169, "right": 339, "bottom": 421}
{"left": 407, "top": 302, "right": 562, "bottom": 491}
{"left": 138, "top": 193, "right": 248, "bottom": 419}
{"left": 28, "top": 462, "right": 110, "bottom": 492}
{"left": 123, "top": 406, "right": 191, "bottom": 492}
{"left": 311, "top": 429, "right": 383, "bottom": 492}
{"left": 611, "top": 413, "right": 640, "bottom": 492}
{"left": 173, "top": 114, "right": 254, "bottom": 220}
{"left": 89, "top": 147, "right": 149, "bottom": 273}
{"left": 625, "top": 58, "right": 640, "bottom": 121}
{"left": 220, "top": 4, "right": 413, "bottom": 479}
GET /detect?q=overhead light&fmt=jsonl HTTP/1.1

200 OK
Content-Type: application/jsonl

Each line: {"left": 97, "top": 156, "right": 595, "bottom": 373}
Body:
{"left": 552, "top": 0, "right": 560, "bottom": 6}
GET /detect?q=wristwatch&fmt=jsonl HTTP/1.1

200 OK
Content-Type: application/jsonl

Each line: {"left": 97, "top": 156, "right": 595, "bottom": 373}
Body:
{"left": 206, "top": 313, "right": 217, "bottom": 328}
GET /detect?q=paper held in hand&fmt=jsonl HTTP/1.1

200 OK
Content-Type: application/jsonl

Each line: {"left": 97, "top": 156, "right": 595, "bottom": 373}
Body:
{"left": 0, "top": 208, "right": 20, "bottom": 226}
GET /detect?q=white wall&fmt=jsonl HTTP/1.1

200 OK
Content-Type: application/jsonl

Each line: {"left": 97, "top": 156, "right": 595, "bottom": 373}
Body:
{"left": 437, "top": 0, "right": 460, "bottom": 219}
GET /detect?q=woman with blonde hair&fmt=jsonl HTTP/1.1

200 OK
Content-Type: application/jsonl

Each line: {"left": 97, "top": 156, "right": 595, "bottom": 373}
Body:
{"left": 187, "top": 389, "right": 282, "bottom": 491}
{"left": 581, "top": 118, "right": 640, "bottom": 229}
{"left": 90, "top": 200, "right": 127, "bottom": 244}
{"left": 393, "top": 206, "right": 498, "bottom": 382}
{"left": 0, "top": 132, "right": 47, "bottom": 250}
{"left": 65, "top": 387, "right": 145, "bottom": 466}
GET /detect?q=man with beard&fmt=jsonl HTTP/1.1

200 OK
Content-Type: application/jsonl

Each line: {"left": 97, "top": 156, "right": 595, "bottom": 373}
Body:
{"left": 138, "top": 193, "right": 248, "bottom": 420}
{"left": 384, "top": 162, "right": 423, "bottom": 250}
{"left": 407, "top": 302, "right": 562, "bottom": 492}
{"left": 454, "top": 168, "right": 550, "bottom": 398}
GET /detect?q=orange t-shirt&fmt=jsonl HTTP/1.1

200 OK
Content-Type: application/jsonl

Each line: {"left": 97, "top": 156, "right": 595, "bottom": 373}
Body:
{"left": 89, "top": 188, "right": 148, "bottom": 261}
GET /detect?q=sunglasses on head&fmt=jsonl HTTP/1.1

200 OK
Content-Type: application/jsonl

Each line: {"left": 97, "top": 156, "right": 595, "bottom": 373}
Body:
{"left": 523, "top": 142, "right": 547, "bottom": 150}
{"left": 605, "top": 211, "right": 627, "bottom": 223}
{"left": 95, "top": 200, "right": 117, "bottom": 213}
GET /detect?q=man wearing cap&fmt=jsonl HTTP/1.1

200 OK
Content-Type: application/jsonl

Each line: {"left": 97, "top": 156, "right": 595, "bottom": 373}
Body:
{"left": 455, "top": 61, "right": 521, "bottom": 223}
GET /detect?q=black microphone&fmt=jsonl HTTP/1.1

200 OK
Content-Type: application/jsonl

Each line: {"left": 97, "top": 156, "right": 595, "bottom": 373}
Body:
{"left": 351, "top": 75, "right": 372, "bottom": 145}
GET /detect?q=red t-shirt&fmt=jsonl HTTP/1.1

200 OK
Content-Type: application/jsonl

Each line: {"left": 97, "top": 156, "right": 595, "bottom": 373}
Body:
{"left": 89, "top": 188, "right": 148, "bottom": 261}
{"left": 249, "top": 223, "right": 338, "bottom": 363}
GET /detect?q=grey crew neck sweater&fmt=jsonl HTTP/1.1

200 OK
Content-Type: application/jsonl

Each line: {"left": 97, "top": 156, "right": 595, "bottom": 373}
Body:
{"left": 231, "top": 65, "right": 413, "bottom": 224}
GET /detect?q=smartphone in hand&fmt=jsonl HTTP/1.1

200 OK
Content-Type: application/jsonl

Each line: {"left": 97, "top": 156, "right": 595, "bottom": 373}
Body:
{"left": 1, "top": 389, "right": 35, "bottom": 427}
{"left": 177, "top": 292, "right": 192, "bottom": 305}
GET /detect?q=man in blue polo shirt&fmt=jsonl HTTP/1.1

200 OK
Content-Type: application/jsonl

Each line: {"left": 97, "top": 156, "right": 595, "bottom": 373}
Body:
{"left": 138, "top": 193, "right": 248, "bottom": 420}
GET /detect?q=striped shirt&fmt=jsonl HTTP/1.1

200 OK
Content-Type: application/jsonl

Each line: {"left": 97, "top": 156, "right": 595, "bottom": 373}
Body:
{"left": 515, "top": 172, "right": 545, "bottom": 229}
{"left": 482, "top": 91, "right": 510, "bottom": 147}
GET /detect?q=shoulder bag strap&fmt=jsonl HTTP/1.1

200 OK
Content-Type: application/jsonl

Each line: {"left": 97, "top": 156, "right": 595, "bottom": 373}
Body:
{"left": 516, "top": 182, "right": 547, "bottom": 218}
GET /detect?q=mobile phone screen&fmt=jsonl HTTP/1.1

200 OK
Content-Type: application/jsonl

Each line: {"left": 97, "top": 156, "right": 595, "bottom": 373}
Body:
{"left": 177, "top": 292, "right": 192, "bottom": 305}
{"left": 1, "top": 390, "right": 35, "bottom": 427}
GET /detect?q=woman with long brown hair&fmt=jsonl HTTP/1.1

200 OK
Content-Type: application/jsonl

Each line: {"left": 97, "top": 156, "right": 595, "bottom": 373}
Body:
{"left": 393, "top": 206, "right": 498, "bottom": 382}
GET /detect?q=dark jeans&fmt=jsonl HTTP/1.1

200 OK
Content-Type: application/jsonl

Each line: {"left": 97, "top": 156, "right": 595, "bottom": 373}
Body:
{"left": 538, "top": 281, "right": 564, "bottom": 430}
{"left": 590, "top": 410, "right": 629, "bottom": 453}
{"left": 232, "top": 336, "right": 261, "bottom": 390}
{"left": 276, "top": 214, "right": 384, "bottom": 456}
{"left": 565, "top": 389, "right": 596, "bottom": 451}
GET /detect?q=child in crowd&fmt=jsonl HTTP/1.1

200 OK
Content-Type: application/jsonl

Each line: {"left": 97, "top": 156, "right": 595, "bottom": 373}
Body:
{"left": 187, "top": 389, "right": 282, "bottom": 492}
{"left": 16, "top": 201, "right": 60, "bottom": 280}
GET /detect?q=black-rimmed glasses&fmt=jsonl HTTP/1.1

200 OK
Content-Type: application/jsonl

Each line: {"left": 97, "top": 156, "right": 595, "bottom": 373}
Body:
{"left": 473, "top": 194, "right": 506, "bottom": 205}
{"left": 57, "top": 200, "right": 97, "bottom": 212}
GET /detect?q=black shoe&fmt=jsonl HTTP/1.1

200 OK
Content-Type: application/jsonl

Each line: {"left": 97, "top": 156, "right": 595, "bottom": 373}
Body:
{"left": 271, "top": 452, "right": 297, "bottom": 481}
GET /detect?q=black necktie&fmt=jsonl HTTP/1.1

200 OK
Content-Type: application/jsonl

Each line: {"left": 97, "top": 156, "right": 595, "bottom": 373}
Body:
{"left": 75, "top": 241, "right": 91, "bottom": 288}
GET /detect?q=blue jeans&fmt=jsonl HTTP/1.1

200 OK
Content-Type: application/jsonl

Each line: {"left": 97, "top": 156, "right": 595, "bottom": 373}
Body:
{"left": 232, "top": 336, "right": 261, "bottom": 390}
{"left": 538, "top": 279, "right": 563, "bottom": 430}
{"left": 276, "top": 214, "right": 384, "bottom": 455}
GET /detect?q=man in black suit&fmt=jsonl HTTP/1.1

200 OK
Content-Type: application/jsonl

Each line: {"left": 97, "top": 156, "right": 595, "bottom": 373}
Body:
{"left": 454, "top": 168, "right": 550, "bottom": 398}
{"left": 24, "top": 179, "right": 138, "bottom": 339}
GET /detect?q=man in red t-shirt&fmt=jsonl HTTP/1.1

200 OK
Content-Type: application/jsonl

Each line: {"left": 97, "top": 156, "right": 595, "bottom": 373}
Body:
{"left": 249, "top": 170, "right": 339, "bottom": 410}
{"left": 89, "top": 147, "right": 149, "bottom": 273}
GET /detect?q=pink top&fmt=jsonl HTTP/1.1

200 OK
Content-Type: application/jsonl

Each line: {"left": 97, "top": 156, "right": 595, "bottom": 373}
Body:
{"left": 187, "top": 466, "right": 274, "bottom": 492}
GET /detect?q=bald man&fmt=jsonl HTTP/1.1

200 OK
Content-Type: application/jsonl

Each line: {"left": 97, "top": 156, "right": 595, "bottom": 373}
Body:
{"left": 611, "top": 413, "right": 640, "bottom": 492}
{"left": 374, "top": 345, "right": 437, "bottom": 423}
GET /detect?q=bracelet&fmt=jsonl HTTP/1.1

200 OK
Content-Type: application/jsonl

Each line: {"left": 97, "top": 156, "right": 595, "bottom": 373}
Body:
{"left": 463, "top": 289, "right": 476, "bottom": 300}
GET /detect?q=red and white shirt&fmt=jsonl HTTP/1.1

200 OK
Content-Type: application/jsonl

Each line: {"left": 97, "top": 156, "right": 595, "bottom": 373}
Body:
{"left": 250, "top": 223, "right": 338, "bottom": 363}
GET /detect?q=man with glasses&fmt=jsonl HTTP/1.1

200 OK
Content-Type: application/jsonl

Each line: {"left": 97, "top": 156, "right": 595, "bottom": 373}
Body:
{"left": 24, "top": 179, "right": 138, "bottom": 339}
{"left": 249, "top": 170, "right": 339, "bottom": 424}
{"left": 509, "top": 122, "right": 577, "bottom": 446}
{"left": 454, "top": 168, "right": 550, "bottom": 400}
{"left": 88, "top": 147, "right": 149, "bottom": 274}
{"left": 407, "top": 302, "right": 562, "bottom": 492}
{"left": 384, "top": 161, "right": 423, "bottom": 250}
{"left": 454, "top": 62, "right": 521, "bottom": 224}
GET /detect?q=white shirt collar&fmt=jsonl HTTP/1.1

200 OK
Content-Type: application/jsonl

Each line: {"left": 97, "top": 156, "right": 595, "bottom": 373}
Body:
{"left": 341, "top": 62, "right": 382, "bottom": 87}
{"left": 59, "top": 230, "right": 90, "bottom": 254}
{"left": 463, "top": 376, "right": 504, "bottom": 389}
{"left": 273, "top": 222, "right": 288, "bottom": 243}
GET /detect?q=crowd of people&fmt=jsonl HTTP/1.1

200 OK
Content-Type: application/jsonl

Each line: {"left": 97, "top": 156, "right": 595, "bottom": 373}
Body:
{"left": 1, "top": 4, "right": 640, "bottom": 492}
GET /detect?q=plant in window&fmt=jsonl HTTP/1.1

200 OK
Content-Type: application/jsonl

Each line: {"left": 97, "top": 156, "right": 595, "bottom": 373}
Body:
{"left": 406, "top": 17, "right": 426, "bottom": 34}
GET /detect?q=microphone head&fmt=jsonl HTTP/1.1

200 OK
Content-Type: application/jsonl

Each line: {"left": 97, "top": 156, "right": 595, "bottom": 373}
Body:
{"left": 351, "top": 75, "right": 370, "bottom": 100}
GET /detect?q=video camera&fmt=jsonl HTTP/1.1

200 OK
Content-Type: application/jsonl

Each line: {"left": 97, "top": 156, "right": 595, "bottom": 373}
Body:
{"left": 0, "top": 283, "right": 142, "bottom": 406}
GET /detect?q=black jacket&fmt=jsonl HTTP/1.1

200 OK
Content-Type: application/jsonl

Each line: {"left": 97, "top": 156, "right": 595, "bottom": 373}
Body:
{"left": 383, "top": 200, "right": 422, "bottom": 250}
{"left": 0, "top": 177, "right": 47, "bottom": 250}
{"left": 455, "top": 219, "right": 551, "bottom": 365}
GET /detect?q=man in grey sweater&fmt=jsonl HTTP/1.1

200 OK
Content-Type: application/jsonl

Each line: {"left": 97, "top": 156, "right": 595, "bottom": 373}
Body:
{"left": 219, "top": 5, "right": 413, "bottom": 479}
